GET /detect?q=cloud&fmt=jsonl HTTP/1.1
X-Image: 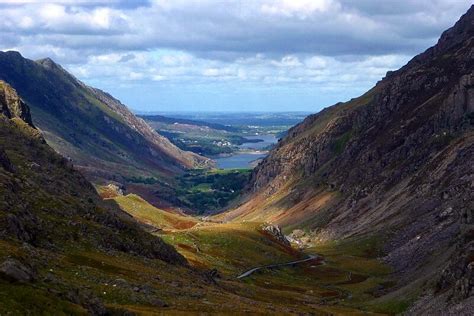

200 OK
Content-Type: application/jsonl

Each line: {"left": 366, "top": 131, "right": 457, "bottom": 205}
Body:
{"left": 261, "top": 0, "right": 340, "bottom": 18}
{"left": 0, "top": 0, "right": 471, "bottom": 111}
{"left": 0, "top": 0, "right": 149, "bottom": 8}
{"left": 2, "top": 0, "right": 471, "bottom": 57}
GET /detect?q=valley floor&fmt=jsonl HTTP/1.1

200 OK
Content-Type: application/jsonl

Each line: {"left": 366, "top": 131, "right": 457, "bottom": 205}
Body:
{"left": 97, "top": 192, "right": 414, "bottom": 315}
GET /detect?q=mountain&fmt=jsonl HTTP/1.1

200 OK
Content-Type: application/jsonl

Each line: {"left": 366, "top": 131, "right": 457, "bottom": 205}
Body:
{"left": 0, "top": 81, "right": 193, "bottom": 313}
{"left": 0, "top": 52, "right": 213, "bottom": 183}
{"left": 222, "top": 5, "right": 474, "bottom": 313}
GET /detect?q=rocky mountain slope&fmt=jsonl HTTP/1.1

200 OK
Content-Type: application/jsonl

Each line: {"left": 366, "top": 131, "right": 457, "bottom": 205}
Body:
{"left": 0, "top": 52, "right": 212, "bottom": 183}
{"left": 222, "top": 5, "right": 474, "bottom": 313}
{"left": 0, "top": 81, "right": 195, "bottom": 313}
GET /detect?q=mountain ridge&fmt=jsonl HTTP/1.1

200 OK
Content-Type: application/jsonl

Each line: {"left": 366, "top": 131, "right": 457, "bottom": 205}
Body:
{"left": 0, "top": 52, "right": 213, "bottom": 183}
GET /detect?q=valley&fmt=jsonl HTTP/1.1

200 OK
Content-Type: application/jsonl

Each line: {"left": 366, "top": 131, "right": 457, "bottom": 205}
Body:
{"left": 102, "top": 191, "right": 404, "bottom": 315}
{"left": 127, "top": 112, "right": 292, "bottom": 213}
{"left": 141, "top": 112, "right": 301, "bottom": 169}
{"left": 0, "top": 3, "right": 473, "bottom": 315}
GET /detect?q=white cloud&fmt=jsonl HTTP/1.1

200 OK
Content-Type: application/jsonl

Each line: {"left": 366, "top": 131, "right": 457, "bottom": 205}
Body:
{"left": 305, "top": 56, "right": 328, "bottom": 69}
{"left": 39, "top": 4, "right": 64, "bottom": 20}
{"left": 152, "top": 74, "right": 166, "bottom": 81}
{"left": 277, "top": 56, "right": 303, "bottom": 67}
{"left": 0, "top": 0, "right": 471, "bottom": 111}
{"left": 261, "top": 0, "right": 339, "bottom": 18}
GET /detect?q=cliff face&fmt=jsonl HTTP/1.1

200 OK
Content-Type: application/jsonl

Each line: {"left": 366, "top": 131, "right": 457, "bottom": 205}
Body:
{"left": 223, "top": 5, "right": 474, "bottom": 312}
{"left": 0, "top": 80, "right": 33, "bottom": 127}
{"left": 0, "top": 53, "right": 212, "bottom": 183}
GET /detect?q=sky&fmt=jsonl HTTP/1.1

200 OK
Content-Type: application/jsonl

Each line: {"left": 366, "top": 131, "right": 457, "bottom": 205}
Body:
{"left": 0, "top": 0, "right": 472, "bottom": 113}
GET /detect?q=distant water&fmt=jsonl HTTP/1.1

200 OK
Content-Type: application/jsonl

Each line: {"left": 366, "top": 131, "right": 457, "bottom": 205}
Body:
{"left": 239, "top": 134, "right": 278, "bottom": 150}
{"left": 215, "top": 134, "right": 278, "bottom": 169}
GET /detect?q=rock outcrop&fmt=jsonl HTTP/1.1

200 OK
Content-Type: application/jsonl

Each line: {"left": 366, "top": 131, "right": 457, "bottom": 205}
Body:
{"left": 262, "top": 224, "right": 290, "bottom": 246}
{"left": 0, "top": 80, "right": 33, "bottom": 127}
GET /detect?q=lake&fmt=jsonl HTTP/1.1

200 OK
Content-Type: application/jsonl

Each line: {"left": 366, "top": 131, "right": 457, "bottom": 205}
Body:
{"left": 239, "top": 134, "right": 278, "bottom": 150}
{"left": 214, "top": 134, "right": 278, "bottom": 169}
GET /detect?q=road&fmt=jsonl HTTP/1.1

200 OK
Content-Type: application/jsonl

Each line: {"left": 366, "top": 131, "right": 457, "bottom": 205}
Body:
{"left": 237, "top": 254, "right": 320, "bottom": 279}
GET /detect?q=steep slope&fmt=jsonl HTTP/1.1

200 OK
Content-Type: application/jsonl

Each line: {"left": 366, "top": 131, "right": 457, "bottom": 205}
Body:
{"left": 0, "top": 52, "right": 212, "bottom": 183}
{"left": 0, "top": 81, "right": 196, "bottom": 312}
{"left": 222, "top": 5, "right": 474, "bottom": 313}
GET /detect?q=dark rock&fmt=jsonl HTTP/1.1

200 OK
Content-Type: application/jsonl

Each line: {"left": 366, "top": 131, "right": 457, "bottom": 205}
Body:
{"left": 439, "top": 207, "right": 454, "bottom": 220}
{"left": 0, "top": 258, "right": 35, "bottom": 283}
{"left": 43, "top": 272, "right": 57, "bottom": 283}
{"left": 0, "top": 80, "right": 34, "bottom": 127}
{"left": 0, "top": 149, "right": 15, "bottom": 173}
{"left": 139, "top": 284, "right": 154, "bottom": 295}
{"left": 209, "top": 268, "right": 221, "bottom": 279}
{"left": 6, "top": 212, "right": 38, "bottom": 243}
{"left": 113, "top": 278, "right": 128, "bottom": 287}
{"left": 148, "top": 296, "right": 168, "bottom": 307}
{"left": 61, "top": 288, "right": 107, "bottom": 316}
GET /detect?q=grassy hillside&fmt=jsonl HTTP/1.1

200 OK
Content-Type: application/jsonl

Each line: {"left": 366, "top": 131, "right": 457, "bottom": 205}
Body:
{"left": 111, "top": 192, "right": 409, "bottom": 314}
{"left": 113, "top": 194, "right": 199, "bottom": 230}
{"left": 0, "top": 84, "right": 202, "bottom": 312}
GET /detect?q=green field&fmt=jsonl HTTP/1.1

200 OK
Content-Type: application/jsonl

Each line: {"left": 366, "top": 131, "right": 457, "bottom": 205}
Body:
{"left": 174, "top": 169, "right": 252, "bottom": 214}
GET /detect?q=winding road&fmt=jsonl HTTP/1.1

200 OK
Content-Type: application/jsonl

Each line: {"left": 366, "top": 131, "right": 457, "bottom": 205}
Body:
{"left": 237, "top": 254, "right": 320, "bottom": 279}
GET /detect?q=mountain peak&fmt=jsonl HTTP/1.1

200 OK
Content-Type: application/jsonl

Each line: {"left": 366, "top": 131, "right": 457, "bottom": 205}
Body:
{"left": 436, "top": 4, "right": 474, "bottom": 51}
{"left": 2, "top": 50, "right": 24, "bottom": 59}
{"left": 35, "top": 57, "right": 69, "bottom": 74}
{"left": 36, "top": 57, "right": 56, "bottom": 66}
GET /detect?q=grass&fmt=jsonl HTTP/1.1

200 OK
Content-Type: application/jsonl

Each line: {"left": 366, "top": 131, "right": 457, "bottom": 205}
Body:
{"left": 300, "top": 236, "right": 407, "bottom": 314}
{"left": 113, "top": 194, "right": 198, "bottom": 230}
{"left": 161, "top": 222, "right": 299, "bottom": 275}
{"left": 368, "top": 299, "right": 412, "bottom": 315}
{"left": 0, "top": 99, "right": 407, "bottom": 314}
{"left": 174, "top": 168, "right": 251, "bottom": 213}
{"left": 110, "top": 191, "right": 405, "bottom": 314}
{"left": 0, "top": 281, "right": 87, "bottom": 315}
{"left": 332, "top": 130, "right": 353, "bottom": 155}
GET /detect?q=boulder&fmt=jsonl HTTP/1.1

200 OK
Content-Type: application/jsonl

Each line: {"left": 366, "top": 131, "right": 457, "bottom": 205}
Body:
{"left": 0, "top": 258, "right": 35, "bottom": 283}
{"left": 262, "top": 225, "right": 290, "bottom": 246}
